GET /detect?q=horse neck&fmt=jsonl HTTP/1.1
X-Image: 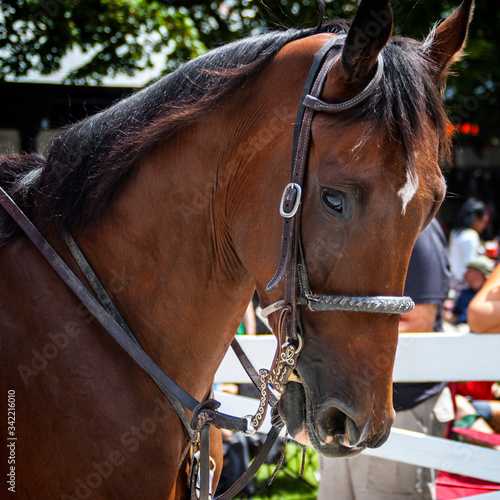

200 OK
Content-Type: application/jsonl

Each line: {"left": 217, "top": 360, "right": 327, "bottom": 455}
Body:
{"left": 73, "top": 48, "right": 304, "bottom": 397}
{"left": 76, "top": 121, "right": 258, "bottom": 401}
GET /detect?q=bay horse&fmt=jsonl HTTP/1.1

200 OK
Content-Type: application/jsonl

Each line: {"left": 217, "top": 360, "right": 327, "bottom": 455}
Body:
{"left": 0, "top": 0, "right": 473, "bottom": 498}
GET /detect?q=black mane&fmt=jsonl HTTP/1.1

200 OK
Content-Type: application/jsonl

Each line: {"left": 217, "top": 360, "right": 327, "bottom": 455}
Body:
{"left": 0, "top": 21, "right": 449, "bottom": 241}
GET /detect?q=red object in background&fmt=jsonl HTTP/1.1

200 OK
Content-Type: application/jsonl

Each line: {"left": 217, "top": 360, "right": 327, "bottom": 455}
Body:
{"left": 447, "top": 123, "right": 480, "bottom": 136}
{"left": 485, "top": 240, "right": 499, "bottom": 259}
{"left": 461, "top": 123, "right": 471, "bottom": 134}
{"left": 456, "top": 381, "right": 494, "bottom": 401}
{"left": 436, "top": 429, "right": 500, "bottom": 499}
{"left": 436, "top": 471, "right": 500, "bottom": 499}
{"left": 436, "top": 383, "right": 500, "bottom": 499}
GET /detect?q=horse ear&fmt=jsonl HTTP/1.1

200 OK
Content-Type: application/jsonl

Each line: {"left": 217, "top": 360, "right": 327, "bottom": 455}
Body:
{"left": 423, "top": 0, "right": 475, "bottom": 83}
{"left": 341, "top": 0, "right": 393, "bottom": 82}
{"left": 321, "top": 0, "right": 392, "bottom": 102}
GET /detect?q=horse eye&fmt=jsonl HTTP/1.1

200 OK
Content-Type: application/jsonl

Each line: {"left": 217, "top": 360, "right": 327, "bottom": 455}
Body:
{"left": 322, "top": 189, "right": 344, "bottom": 214}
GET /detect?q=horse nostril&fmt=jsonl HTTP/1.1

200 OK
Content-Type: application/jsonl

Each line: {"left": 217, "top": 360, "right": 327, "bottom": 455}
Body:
{"left": 318, "top": 406, "right": 362, "bottom": 448}
{"left": 344, "top": 415, "right": 362, "bottom": 447}
{"left": 320, "top": 407, "right": 345, "bottom": 438}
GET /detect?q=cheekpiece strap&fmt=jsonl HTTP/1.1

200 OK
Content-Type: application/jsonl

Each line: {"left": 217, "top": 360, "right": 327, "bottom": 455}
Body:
{"left": 265, "top": 35, "right": 347, "bottom": 293}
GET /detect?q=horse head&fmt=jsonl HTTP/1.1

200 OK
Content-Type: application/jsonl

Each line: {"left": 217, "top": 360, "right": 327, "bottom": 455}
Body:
{"left": 234, "top": 0, "right": 473, "bottom": 458}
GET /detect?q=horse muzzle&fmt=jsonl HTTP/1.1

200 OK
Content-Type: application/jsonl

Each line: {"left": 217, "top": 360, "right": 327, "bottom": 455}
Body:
{"left": 278, "top": 379, "right": 394, "bottom": 457}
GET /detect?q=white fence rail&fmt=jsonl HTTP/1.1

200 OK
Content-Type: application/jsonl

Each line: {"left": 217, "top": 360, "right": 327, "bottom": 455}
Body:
{"left": 214, "top": 333, "right": 500, "bottom": 495}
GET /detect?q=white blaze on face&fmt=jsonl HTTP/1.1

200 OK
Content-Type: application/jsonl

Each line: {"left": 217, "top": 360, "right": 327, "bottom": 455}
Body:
{"left": 398, "top": 168, "right": 419, "bottom": 215}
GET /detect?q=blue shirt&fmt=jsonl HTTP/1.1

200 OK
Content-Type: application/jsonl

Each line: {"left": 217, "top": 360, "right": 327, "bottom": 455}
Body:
{"left": 452, "top": 288, "right": 476, "bottom": 324}
{"left": 393, "top": 219, "right": 451, "bottom": 411}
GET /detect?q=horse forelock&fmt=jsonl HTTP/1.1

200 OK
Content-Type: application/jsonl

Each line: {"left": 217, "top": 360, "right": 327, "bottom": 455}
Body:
{"left": 350, "top": 36, "right": 451, "bottom": 169}
{"left": 380, "top": 37, "right": 451, "bottom": 213}
{"left": 0, "top": 21, "right": 450, "bottom": 241}
{"left": 335, "top": 36, "right": 450, "bottom": 214}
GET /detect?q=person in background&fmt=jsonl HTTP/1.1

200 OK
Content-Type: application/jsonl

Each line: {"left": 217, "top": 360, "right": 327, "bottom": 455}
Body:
{"left": 446, "top": 255, "right": 495, "bottom": 326}
{"left": 453, "top": 389, "right": 500, "bottom": 450}
{"left": 318, "top": 218, "right": 453, "bottom": 500}
{"left": 454, "top": 261, "right": 500, "bottom": 444}
{"left": 448, "top": 198, "right": 489, "bottom": 293}
{"left": 468, "top": 260, "right": 500, "bottom": 334}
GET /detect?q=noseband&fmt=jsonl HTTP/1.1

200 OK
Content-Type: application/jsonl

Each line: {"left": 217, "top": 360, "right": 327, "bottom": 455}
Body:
{"left": 259, "top": 35, "right": 414, "bottom": 400}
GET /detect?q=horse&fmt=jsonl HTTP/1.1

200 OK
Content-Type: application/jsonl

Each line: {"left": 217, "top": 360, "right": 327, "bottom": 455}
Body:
{"left": 0, "top": 0, "right": 473, "bottom": 498}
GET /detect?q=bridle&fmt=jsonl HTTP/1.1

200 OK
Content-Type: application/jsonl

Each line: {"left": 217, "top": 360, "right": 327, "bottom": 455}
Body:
{"left": 0, "top": 35, "right": 414, "bottom": 500}
{"left": 250, "top": 35, "right": 414, "bottom": 411}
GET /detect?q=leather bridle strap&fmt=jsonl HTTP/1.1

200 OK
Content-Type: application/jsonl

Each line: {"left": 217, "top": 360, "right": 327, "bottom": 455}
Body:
{"left": 266, "top": 35, "right": 347, "bottom": 294}
{"left": 263, "top": 36, "right": 348, "bottom": 392}
{"left": 266, "top": 36, "right": 350, "bottom": 355}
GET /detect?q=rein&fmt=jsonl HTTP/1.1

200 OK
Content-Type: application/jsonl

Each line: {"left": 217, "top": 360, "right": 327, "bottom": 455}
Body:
{"left": 0, "top": 35, "right": 412, "bottom": 500}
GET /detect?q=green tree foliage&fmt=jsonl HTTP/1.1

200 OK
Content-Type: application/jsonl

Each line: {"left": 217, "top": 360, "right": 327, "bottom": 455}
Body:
{"left": 0, "top": 0, "right": 207, "bottom": 83}
{"left": 1, "top": 1, "right": 498, "bottom": 134}
{"left": 391, "top": 1, "right": 499, "bottom": 138}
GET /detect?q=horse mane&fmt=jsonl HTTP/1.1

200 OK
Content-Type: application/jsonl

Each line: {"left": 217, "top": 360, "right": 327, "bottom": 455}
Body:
{"left": 0, "top": 21, "right": 450, "bottom": 242}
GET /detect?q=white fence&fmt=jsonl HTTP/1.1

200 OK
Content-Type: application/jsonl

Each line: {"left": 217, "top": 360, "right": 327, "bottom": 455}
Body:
{"left": 214, "top": 333, "right": 500, "bottom": 498}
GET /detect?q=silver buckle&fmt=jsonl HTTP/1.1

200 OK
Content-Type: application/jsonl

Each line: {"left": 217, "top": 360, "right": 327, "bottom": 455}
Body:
{"left": 279, "top": 183, "right": 302, "bottom": 218}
